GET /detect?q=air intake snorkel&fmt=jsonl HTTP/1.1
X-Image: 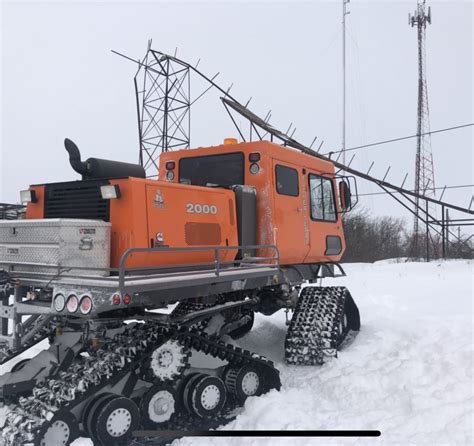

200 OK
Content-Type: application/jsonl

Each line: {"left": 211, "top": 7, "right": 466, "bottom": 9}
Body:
{"left": 64, "top": 138, "right": 146, "bottom": 180}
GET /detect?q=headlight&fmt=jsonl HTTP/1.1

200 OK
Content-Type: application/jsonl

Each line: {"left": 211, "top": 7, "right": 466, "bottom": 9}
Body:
{"left": 249, "top": 163, "right": 260, "bottom": 175}
{"left": 166, "top": 170, "right": 175, "bottom": 181}
{"left": 20, "top": 190, "right": 37, "bottom": 204}
{"left": 53, "top": 293, "right": 65, "bottom": 312}
{"left": 100, "top": 185, "right": 121, "bottom": 199}
{"left": 66, "top": 295, "right": 79, "bottom": 313}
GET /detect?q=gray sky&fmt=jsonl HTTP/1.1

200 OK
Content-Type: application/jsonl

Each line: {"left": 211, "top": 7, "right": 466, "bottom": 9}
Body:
{"left": 1, "top": 0, "right": 472, "bottom": 223}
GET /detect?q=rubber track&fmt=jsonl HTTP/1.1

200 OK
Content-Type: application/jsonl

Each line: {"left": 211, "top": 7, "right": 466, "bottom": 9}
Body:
{"left": 1, "top": 321, "right": 280, "bottom": 445}
{"left": 170, "top": 301, "right": 214, "bottom": 331}
{"left": 285, "top": 286, "right": 348, "bottom": 365}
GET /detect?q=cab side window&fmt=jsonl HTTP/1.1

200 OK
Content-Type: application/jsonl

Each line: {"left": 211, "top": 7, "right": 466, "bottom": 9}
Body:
{"left": 309, "top": 174, "right": 337, "bottom": 222}
{"left": 276, "top": 165, "right": 299, "bottom": 197}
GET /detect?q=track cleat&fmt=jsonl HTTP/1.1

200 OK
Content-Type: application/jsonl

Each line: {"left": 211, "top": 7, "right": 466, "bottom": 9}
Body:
{"left": 285, "top": 286, "right": 360, "bottom": 365}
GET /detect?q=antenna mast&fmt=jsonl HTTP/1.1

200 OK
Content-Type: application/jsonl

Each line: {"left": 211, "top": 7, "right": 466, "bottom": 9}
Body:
{"left": 409, "top": 0, "right": 435, "bottom": 256}
{"left": 342, "top": 0, "right": 350, "bottom": 165}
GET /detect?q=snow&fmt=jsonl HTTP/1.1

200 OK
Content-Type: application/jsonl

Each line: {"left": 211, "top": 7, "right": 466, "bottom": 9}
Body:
{"left": 173, "top": 261, "right": 473, "bottom": 446}
{"left": 1, "top": 261, "right": 472, "bottom": 445}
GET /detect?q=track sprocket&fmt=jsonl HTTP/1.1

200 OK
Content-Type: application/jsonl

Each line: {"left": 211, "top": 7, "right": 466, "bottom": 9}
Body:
{"left": 149, "top": 339, "right": 190, "bottom": 381}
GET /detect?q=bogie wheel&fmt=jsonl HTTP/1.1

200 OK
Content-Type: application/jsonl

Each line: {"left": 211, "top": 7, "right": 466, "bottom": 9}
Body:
{"left": 190, "top": 375, "right": 227, "bottom": 418}
{"left": 83, "top": 393, "right": 116, "bottom": 439}
{"left": 224, "top": 365, "right": 264, "bottom": 402}
{"left": 182, "top": 373, "right": 205, "bottom": 414}
{"left": 34, "top": 411, "right": 79, "bottom": 446}
{"left": 93, "top": 395, "right": 140, "bottom": 445}
{"left": 140, "top": 384, "right": 177, "bottom": 427}
{"left": 229, "top": 310, "right": 255, "bottom": 340}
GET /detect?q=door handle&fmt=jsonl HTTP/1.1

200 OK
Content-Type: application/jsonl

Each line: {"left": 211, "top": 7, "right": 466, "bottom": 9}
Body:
{"left": 79, "top": 237, "right": 93, "bottom": 251}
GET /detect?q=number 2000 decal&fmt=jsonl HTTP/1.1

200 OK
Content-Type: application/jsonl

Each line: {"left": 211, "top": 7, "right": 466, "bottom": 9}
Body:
{"left": 186, "top": 203, "right": 218, "bottom": 214}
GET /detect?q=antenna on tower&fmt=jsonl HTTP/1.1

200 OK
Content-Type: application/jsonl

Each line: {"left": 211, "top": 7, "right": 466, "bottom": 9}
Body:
{"left": 342, "top": 0, "right": 350, "bottom": 165}
{"left": 409, "top": 0, "right": 436, "bottom": 258}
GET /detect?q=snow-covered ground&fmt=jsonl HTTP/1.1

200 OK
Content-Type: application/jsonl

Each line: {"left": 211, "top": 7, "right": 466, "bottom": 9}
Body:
{"left": 1, "top": 261, "right": 473, "bottom": 445}
{"left": 175, "top": 260, "right": 473, "bottom": 446}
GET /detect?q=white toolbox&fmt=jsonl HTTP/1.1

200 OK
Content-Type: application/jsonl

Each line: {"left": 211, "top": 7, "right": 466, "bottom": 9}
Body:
{"left": 0, "top": 219, "right": 111, "bottom": 276}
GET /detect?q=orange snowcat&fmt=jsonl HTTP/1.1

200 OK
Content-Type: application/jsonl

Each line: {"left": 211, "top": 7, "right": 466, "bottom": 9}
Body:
{"left": 0, "top": 138, "right": 360, "bottom": 446}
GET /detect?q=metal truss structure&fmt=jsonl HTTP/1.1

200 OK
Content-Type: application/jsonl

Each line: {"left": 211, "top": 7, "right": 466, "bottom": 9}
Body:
{"left": 133, "top": 45, "right": 191, "bottom": 173}
{"left": 220, "top": 96, "right": 473, "bottom": 259}
{"left": 409, "top": 0, "right": 436, "bottom": 254}
{"left": 116, "top": 46, "right": 472, "bottom": 259}
{"left": 114, "top": 43, "right": 238, "bottom": 177}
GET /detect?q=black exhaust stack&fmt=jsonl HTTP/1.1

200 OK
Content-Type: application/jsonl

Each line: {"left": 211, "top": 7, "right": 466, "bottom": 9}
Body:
{"left": 64, "top": 138, "right": 146, "bottom": 180}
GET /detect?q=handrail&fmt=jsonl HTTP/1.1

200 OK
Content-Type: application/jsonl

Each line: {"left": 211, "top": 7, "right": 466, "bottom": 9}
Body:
{"left": 2, "top": 245, "right": 280, "bottom": 291}
{"left": 118, "top": 244, "right": 280, "bottom": 295}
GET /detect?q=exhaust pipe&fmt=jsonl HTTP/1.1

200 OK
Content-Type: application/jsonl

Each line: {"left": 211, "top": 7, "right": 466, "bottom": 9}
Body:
{"left": 64, "top": 138, "right": 146, "bottom": 180}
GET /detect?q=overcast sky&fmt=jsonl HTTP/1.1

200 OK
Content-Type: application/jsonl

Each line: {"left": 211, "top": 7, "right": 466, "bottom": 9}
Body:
{"left": 1, "top": 0, "right": 472, "bottom": 223}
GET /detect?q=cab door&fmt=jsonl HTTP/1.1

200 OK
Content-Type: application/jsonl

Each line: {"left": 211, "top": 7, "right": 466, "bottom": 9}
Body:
{"left": 272, "top": 160, "right": 309, "bottom": 264}
{"left": 304, "top": 172, "right": 344, "bottom": 263}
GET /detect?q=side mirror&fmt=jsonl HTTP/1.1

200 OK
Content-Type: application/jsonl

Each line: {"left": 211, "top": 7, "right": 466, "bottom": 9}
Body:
{"left": 339, "top": 180, "right": 352, "bottom": 210}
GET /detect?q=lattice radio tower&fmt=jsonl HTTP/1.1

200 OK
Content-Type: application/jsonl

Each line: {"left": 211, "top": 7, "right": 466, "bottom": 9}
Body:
{"left": 409, "top": 0, "right": 436, "bottom": 254}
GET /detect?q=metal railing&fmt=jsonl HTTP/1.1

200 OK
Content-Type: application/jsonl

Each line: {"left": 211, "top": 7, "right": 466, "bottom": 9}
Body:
{"left": 1, "top": 245, "right": 280, "bottom": 293}
{"left": 118, "top": 244, "right": 280, "bottom": 293}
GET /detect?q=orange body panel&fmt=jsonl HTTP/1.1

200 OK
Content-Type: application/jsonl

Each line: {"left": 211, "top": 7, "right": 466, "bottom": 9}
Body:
{"left": 160, "top": 141, "right": 345, "bottom": 264}
{"left": 25, "top": 185, "right": 45, "bottom": 219}
{"left": 108, "top": 179, "right": 238, "bottom": 269}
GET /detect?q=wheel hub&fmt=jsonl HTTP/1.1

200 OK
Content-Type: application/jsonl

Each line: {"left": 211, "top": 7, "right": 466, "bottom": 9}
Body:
{"left": 158, "top": 351, "right": 173, "bottom": 368}
{"left": 241, "top": 371, "right": 259, "bottom": 396}
{"left": 106, "top": 408, "right": 131, "bottom": 437}
{"left": 149, "top": 390, "right": 175, "bottom": 423}
{"left": 40, "top": 420, "right": 70, "bottom": 446}
{"left": 200, "top": 384, "right": 220, "bottom": 410}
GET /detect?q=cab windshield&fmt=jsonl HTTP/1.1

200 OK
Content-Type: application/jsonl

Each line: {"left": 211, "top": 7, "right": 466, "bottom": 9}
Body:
{"left": 179, "top": 152, "right": 244, "bottom": 187}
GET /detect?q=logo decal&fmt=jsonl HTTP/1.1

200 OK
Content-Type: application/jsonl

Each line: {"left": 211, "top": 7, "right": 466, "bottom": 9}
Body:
{"left": 79, "top": 228, "right": 96, "bottom": 235}
{"left": 154, "top": 189, "right": 165, "bottom": 209}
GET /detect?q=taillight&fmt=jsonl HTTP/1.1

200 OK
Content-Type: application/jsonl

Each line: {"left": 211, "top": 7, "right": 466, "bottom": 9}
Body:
{"left": 53, "top": 293, "right": 65, "bottom": 312}
{"left": 123, "top": 294, "right": 132, "bottom": 305}
{"left": 66, "top": 295, "right": 79, "bottom": 313}
{"left": 80, "top": 296, "right": 93, "bottom": 314}
{"left": 112, "top": 294, "right": 121, "bottom": 305}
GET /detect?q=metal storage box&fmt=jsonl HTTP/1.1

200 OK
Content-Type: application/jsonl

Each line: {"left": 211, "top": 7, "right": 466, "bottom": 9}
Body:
{"left": 0, "top": 219, "right": 111, "bottom": 276}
